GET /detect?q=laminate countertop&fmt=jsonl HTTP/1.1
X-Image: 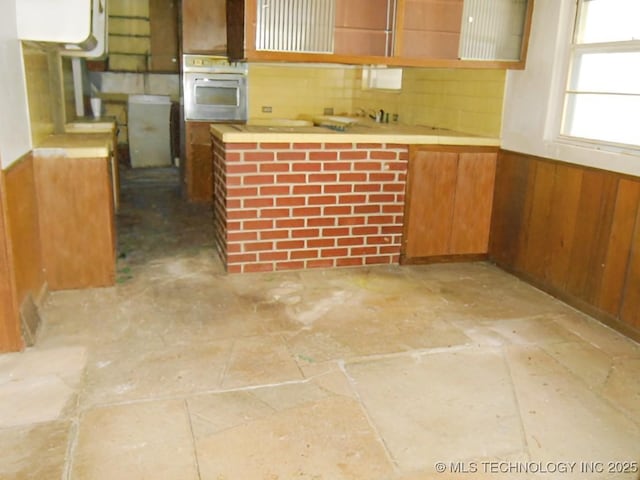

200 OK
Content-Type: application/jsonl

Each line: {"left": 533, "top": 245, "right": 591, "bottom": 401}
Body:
{"left": 34, "top": 119, "right": 116, "bottom": 159}
{"left": 35, "top": 133, "right": 113, "bottom": 158}
{"left": 210, "top": 122, "right": 500, "bottom": 146}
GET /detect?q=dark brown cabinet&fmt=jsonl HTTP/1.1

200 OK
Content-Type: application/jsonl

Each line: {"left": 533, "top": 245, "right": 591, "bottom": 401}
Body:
{"left": 149, "top": 0, "right": 180, "bottom": 72}
{"left": 402, "top": 145, "right": 497, "bottom": 262}
{"left": 182, "top": 0, "right": 227, "bottom": 54}
{"left": 183, "top": 122, "right": 213, "bottom": 203}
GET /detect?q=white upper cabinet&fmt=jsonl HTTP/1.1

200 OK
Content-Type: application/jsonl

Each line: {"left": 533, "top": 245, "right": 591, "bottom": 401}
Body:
{"left": 16, "top": 0, "right": 108, "bottom": 58}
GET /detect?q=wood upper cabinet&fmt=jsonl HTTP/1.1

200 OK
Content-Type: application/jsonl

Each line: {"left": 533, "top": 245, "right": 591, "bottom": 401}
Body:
{"left": 227, "top": 0, "right": 245, "bottom": 60}
{"left": 395, "top": 0, "right": 463, "bottom": 59}
{"left": 149, "top": 0, "right": 179, "bottom": 72}
{"left": 334, "top": 0, "right": 392, "bottom": 57}
{"left": 402, "top": 145, "right": 497, "bottom": 262}
{"left": 182, "top": 0, "right": 227, "bottom": 54}
{"left": 232, "top": 0, "right": 533, "bottom": 68}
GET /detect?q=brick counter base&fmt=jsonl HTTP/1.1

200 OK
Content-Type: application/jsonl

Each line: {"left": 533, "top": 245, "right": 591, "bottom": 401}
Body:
{"left": 212, "top": 138, "right": 408, "bottom": 274}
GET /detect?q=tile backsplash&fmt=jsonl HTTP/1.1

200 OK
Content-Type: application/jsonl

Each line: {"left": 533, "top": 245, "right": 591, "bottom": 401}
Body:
{"left": 248, "top": 63, "right": 359, "bottom": 120}
{"left": 248, "top": 63, "right": 505, "bottom": 137}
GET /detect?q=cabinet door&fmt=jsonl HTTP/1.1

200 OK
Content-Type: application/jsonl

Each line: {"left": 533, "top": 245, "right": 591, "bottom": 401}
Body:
{"left": 254, "top": 0, "right": 335, "bottom": 53}
{"left": 404, "top": 150, "right": 458, "bottom": 258}
{"left": 150, "top": 0, "right": 179, "bottom": 72}
{"left": 459, "top": 0, "right": 530, "bottom": 61}
{"left": 226, "top": 0, "right": 245, "bottom": 60}
{"left": 182, "top": 0, "right": 227, "bottom": 54}
{"left": 184, "top": 122, "right": 213, "bottom": 203}
{"left": 403, "top": 147, "right": 497, "bottom": 262}
{"left": 334, "top": 0, "right": 391, "bottom": 57}
{"left": 450, "top": 152, "right": 497, "bottom": 254}
{"left": 396, "top": 0, "right": 464, "bottom": 59}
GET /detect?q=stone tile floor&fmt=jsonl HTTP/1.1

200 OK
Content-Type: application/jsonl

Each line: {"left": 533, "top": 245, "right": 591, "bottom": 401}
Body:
{"left": 1, "top": 167, "right": 639, "bottom": 479}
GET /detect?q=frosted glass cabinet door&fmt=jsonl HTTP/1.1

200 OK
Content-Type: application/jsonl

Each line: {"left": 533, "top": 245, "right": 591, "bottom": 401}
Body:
{"left": 255, "top": 0, "right": 336, "bottom": 53}
{"left": 459, "top": 0, "right": 529, "bottom": 61}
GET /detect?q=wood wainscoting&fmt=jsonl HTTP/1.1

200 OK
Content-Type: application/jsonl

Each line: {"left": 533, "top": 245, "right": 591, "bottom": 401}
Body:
{"left": 0, "top": 153, "right": 45, "bottom": 352}
{"left": 490, "top": 150, "right": 640, "bottom": 341}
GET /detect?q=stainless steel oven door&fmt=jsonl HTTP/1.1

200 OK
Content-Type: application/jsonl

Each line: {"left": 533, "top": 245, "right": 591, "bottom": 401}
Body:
{"left": 183, "top": 73, "right": 247, "bottom": 122}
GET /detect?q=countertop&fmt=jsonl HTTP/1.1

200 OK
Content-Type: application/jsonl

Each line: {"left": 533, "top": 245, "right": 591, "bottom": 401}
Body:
{"left": 35, "top": 132, "right": 113, "bottom": 159}
{"left": 33, "top": 119, "right": 116, "bottom": 158}
{"left": 210, "top": 122, "right": 500, "bottom": 146}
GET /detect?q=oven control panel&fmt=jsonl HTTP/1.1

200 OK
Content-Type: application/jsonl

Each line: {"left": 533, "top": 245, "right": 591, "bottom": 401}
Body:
{"left": 182, "top": 54, "right": 247, "bottom": 74}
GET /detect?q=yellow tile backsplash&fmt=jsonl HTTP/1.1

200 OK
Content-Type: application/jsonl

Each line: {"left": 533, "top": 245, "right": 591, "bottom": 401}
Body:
{"left": 248, "top": 63, "right": 505, "bottom": 137}
{"left": 248, "top": 64, "right": 358, "bottom": 119}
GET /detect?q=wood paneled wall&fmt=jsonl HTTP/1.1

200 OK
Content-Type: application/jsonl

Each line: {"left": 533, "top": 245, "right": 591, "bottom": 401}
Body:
{"left": 490, "top": 150, "right": 640, "bottom": 340}
{"left": 0, "top": 153, "right": 45, "bottom": 353}
{"left": 3, "top": 154, "right": 45, "bottom": 304}
{"left": 0, "top": 172, "right": 22, "bottom": 352}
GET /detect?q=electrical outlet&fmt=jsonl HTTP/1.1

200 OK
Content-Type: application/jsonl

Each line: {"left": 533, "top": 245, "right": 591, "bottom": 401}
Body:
{"left": 323, "top": 107, "right": 334, "bottom": 115}
{"left": 262, "top": 106, "right": 272, "bottom": 113}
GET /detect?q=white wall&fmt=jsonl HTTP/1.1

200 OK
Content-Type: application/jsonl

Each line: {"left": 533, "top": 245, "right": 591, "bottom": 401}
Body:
{"left": 501, "top": 0, "right": 640, "bottom": 177}
{"left": 0, "top": 0, "right": 32, "bottom": 168}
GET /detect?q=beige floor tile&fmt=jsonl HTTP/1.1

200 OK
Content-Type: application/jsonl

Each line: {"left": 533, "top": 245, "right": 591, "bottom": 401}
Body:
{"left": 71, "top": 400, "right": 198, "bottom": 480}
{"left": 0, "top": 347, "right": 86, "bottom": 427}
{"left": 0, "top": 421, "right": 71, "bottom": 480}
{"left": 407, "top": 263, "right": 573, "bottom": 321}
{"left": 80, "top": 338, "right": 232, "bottom": 407}
{"left": 601, "top": 357, "right": 640, "bottom": 423}
{"left": 190, "top": 393, "right": 394, "bottom": 480}
{"left": 505, "top": 345, "right": 640, "bottom": 479}
{"left": 188, "top": 374, "right": 352, "bottom": 436}
{"left": 0, "top": 346, "right": 86, "bottom": 383}
{"left": 543, "top": 341, "right": 613, "bottom": 389}
{"left": 453, "top": 314, "right": 585, "bottom": 347}
{"left": 553, "top": 312, "right": 640, "bottom": 358}
{"left": 10, "top": 169, "right": 638, "bottom": 480}
{"left": 286, "top": 307, "right": 471, "bottom": 363}
{"left": 346, "top": 348, "right": 525, "bottom": 473}
{"left": 221, "top": 335, "right": 304, "bottom": 389}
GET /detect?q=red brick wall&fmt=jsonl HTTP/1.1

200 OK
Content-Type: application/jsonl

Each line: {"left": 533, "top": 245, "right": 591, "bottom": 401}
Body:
{"left": 212, "top": 137, "right": 408, "bottom": 273}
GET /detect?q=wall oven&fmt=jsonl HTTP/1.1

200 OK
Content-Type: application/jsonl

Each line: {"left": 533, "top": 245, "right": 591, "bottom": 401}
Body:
{"left": 182, "top": 54, "right": 248, "bottom": 122}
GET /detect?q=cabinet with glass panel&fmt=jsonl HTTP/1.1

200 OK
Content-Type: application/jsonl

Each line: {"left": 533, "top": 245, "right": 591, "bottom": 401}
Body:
{"left": 227, "top": 0, "right": 534, "bottom": 68}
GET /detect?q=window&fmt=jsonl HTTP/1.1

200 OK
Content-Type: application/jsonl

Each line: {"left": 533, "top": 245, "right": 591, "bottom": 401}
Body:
{"left": 561, "top": 0, "right": 640, "bottom": 149}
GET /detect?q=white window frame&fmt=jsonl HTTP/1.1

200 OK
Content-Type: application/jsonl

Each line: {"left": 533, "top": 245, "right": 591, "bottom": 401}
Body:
{"left": 549, "top": 0, "right": 640, "bottom": 156}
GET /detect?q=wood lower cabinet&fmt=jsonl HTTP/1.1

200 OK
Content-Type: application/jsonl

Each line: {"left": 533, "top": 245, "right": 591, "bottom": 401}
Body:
{"left": 401, "top": 145, "right": 497, "bottom": 262}
{"left": 34, "top": 154, "right": 116, "bottom": 290}
{"left": 184, "top": 122, "right": 213, "bottom": 203}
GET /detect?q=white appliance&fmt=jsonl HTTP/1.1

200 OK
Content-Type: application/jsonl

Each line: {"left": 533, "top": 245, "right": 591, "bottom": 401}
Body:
{"left": 128, "top": 95, "right": 173, "bottom": 168}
